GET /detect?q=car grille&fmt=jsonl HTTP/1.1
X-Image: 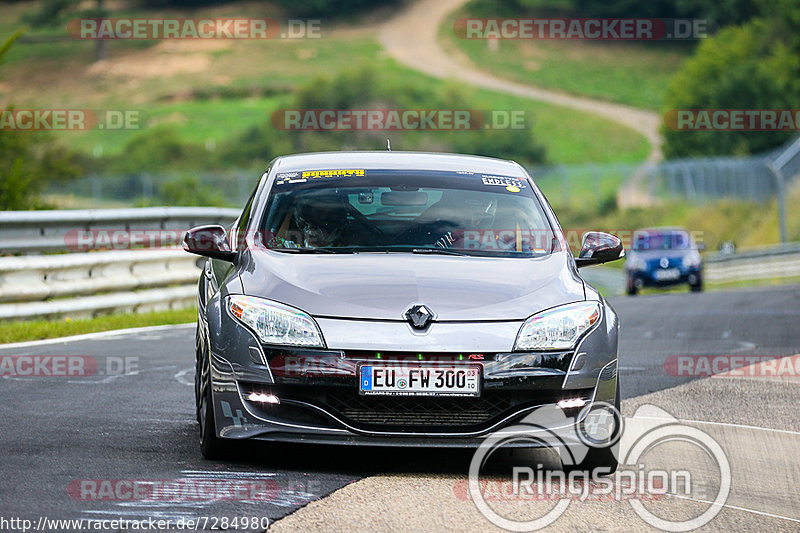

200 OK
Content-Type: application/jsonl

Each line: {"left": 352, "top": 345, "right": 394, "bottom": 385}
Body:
{"left": 325, "top": 391, "right": 511, "bottom": 427}
{"left": 241, "top": 382, "right": 594, "bottom": 433}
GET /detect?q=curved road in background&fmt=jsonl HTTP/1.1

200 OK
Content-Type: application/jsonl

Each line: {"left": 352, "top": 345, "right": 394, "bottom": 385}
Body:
{"left": 1, "top": 287, "right": 799, "bottom": 531}
{"left": 378, "top": 0, "right": 663, "bottom": 162}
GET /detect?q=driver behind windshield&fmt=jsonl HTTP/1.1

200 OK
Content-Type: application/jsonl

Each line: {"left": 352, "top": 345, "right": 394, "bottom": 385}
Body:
{"left": 263, "top": 170, "right": 553, "bottom": 256}
{"left": 291, "top": 192, "right": 350, "bottom": 247}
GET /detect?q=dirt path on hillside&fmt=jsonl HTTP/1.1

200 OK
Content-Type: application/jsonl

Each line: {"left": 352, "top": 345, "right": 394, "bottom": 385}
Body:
{"left": 379, "top": 0, "right": 662, "bottom": 204}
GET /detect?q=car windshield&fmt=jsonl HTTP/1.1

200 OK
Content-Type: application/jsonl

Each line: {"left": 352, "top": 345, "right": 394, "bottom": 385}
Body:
{"left": 633, "top": 230, "right": 691, "bottom": 251}
{"left": 260, "top": 169, "right": 554, "bottom": 257}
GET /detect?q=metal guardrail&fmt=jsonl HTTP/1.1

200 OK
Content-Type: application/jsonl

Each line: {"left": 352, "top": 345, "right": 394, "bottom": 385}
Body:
{"left": 704, "top": 243, "right": 800, "bottom": 284}
{"left": 704, "top": 242, "right": 800, "bottom": 263}
{"left": 0, "top": 250, "right": 199, "bottom": 303}
{"left": 0, "top": 208, "right": 797, "bottom": 319}
{"left": 583, "top": 243, "right": 800, "bottom": 296}
{"left": 0, "top": 208, "right": 238, "bottom": 320}
{"left": 0, "top": 207, "right": 239, "bottom": 254}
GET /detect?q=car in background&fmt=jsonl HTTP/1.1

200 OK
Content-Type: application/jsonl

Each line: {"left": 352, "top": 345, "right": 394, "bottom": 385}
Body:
{"left": 184, "top": 151, "right": 625, "bottom": 472}
{"left": 625, "top": 227, "right": 703, "bottom": 295}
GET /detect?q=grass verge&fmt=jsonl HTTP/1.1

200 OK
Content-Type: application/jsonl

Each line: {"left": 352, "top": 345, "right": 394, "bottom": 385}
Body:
{"left": 557, "top": 181, "right": 800, "bottom": 251}
{"left": 0, "top": 307, "right": 196, "bottom": 344}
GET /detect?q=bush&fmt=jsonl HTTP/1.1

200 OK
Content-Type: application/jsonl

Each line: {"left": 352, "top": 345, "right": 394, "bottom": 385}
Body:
{"left": 229, "top": 65, "right": 548, "bottom": 165}
{"left": 464, "top": 0, "right": 758, "bottom": 24}
{"left": 272, "top": 0, "right": 400, "bottom": 18}
{"left": 662, "top": 21, "right": 799, "bottom": 157}
{"left": 0, "top": 129, "right": 86, "bottom": 210}
{"left": 155, "top": 175, "right": 227, "bottom": 206}
{"left": 103, "top": 126, "right": 213, "bottom": 175}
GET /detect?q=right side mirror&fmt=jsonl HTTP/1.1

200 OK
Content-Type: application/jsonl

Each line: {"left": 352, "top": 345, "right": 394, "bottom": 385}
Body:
{"left": 183, "top": 225, "right": 237, "bottom": 262}
{"left": 575, "top": 231, "right": 625, "bottom": 268}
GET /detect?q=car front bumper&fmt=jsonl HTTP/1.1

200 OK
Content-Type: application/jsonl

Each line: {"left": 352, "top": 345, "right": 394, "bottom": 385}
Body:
{"left": 202, "top": 299, "right": 620, "bottom": 447}
{"left": 628, "top": 266, "right": 702, "bottom": 288}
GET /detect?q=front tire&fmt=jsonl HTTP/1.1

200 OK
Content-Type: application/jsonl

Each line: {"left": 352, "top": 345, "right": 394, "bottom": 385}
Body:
{"left": 626, "top": 277, "right": 638, "bottom": 296}
{"left": 197, "top": 342, "right": 227, "bottom": 460}
{"left": 199, "top": 378, "right": 228, "bottom": 460}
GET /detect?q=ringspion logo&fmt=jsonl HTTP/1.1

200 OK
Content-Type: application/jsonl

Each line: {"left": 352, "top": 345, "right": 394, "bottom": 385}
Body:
{"left": 468, "top": 404, "right": 730, "bottom": 531}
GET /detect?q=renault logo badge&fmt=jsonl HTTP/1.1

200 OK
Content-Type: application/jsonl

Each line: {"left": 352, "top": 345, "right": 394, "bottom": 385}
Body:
{"left": 405, "top": 304, "right": 434, "bottom": 329}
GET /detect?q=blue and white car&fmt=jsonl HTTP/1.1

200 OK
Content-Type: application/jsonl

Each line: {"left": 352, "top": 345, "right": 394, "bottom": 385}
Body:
{"left": 625, "top": 227, "right": 703, "bottom": 295}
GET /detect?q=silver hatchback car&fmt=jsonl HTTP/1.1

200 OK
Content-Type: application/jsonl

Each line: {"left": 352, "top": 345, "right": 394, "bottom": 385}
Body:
{"left": 184, "top": 151, "right": 624, "bottom": 471}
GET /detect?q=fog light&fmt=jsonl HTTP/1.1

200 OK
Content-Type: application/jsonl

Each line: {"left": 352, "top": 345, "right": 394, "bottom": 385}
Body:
{"left": 557, "top": 398, "right": 587, "bottom": 409}
{"left": 247, "top": 392, "right": 280, "bottom": 404}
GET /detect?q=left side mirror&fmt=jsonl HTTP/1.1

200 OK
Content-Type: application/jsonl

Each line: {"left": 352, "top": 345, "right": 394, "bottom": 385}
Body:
{"left": 183, "top": 225, "right": 237, "bottom": 262}
{"left": 575, "top": 231, "right": 625, "bottom": 268}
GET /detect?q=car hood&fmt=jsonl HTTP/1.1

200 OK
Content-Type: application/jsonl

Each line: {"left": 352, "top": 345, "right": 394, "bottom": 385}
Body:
{"left": 237, "top": 250, "right": 586, "bottom": 321}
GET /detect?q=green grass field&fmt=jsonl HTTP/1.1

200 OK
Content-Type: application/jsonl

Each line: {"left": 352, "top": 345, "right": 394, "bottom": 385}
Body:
{"left": 15, "top": 42, "right": 650, "bottom": 164}
{"left": 1, "top": 2, "right": 650, "bottom": 165}
{"left": 0, "top": 307, "right": 196, "bottom": 344}
{"left": 439, "top": 8, "right": 691, "bottom": 110}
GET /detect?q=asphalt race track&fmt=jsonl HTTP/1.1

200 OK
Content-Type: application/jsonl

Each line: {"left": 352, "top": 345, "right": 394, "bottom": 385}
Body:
{"left": 1, "top": 286, "right": 799, "bottom": 532}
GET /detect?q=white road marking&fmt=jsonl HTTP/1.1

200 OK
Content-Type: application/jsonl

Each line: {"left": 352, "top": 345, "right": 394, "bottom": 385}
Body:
{"left": 174, "top": 368, "right": 194, "bottom": 386}
{"left": 665, "top": 492, "right": 800, "bottom": 524}
{"left": 180, "top": 470, "right": 279, "bottom": 478}
{"left": 732, "top": 340, "right": 757, "bottom": 352}
{"left": 66, "top": 365, "right": 176, "bottom": 384}
{"left": 627, "top": 415, "right": 800, "bottom": 436}
{"left": 0, "top": 323, "right": 195, "bottom": 350}
{"left": 133, "top": 418, "right": 188, "bottom": 423}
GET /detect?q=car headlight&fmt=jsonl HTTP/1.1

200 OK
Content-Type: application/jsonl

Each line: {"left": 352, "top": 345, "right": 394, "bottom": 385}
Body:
{"left": 626, "top": 256, "right": 646, "bottom": 271}
{"left": 227, "top": 295, "right": 325, "bottom": 347}
{"left": 682, "top": 251, "right": 702, "bottom": 269}
{"left": 514, "top": 301, "right": 601, "bottom": 351}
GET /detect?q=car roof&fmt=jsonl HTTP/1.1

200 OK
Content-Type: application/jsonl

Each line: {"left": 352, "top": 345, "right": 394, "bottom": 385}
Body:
{"left": 636, "top": 227, "right": 689, "bottom": 234}
{"left": 271, "top": 151, "right": 527, "bottom": 177}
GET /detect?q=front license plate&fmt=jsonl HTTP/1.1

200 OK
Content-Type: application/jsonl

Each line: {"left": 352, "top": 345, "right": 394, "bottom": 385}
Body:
{"left": 654, "top": 268, "right": 680, "bottom": 281}
{"left": 358, "top": 364, "right": 481, "bottom": 396}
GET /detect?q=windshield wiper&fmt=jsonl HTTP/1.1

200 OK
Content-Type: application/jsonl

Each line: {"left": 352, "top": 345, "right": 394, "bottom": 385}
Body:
{"left": 270, "top": 247, "right": 339, "bottom": 254}
{"left": 411, "top": 248, "right": 470, "bottom": 257}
